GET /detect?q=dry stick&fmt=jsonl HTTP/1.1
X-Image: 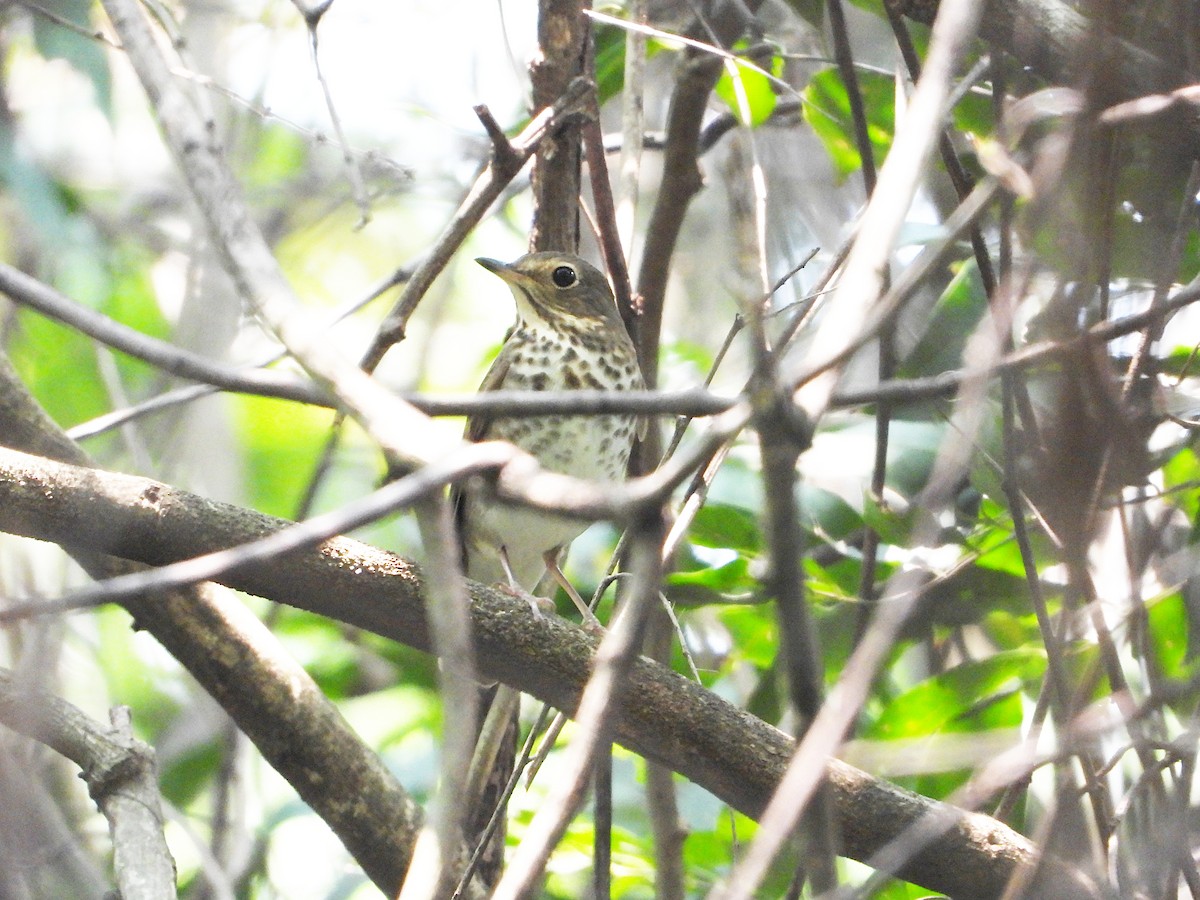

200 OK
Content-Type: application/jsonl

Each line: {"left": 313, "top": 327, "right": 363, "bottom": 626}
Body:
{"left": 490, "top": 512, "right": 667, "bottom": 900}
{"left": 361, "top": 78, "right": 592, "bottom": 373}
{"left": 206, "top": 720, "right": 241, "bottom": 892}
{"left": 851, "top": 700, "right": 1120, "bottom": 900}
{"left": 827, "top": 0, "right": 893, "bottom": 672}
{"left": 67, "top": 264, "right": 410, "bottom": 441}
{"left": 1126, "top": 169, "right": 1200, "bottom": 899}
{"left": 724, "top": 314, "right": 1008, "bottom": 900}
{"left": 898, "top": 0, "right": 1198, "bottom": 128}
{"left": 785, "top": 176, "right": 1002, "bottom": 403}
{"left": 401, "top": 496, "right": 484, "bottom": 900}
{"left": 300, "top": 79, "right": 592, "bottom": 517}
{"left": 95, "top": 29, "right": 665, "bottom": 883}
{"left": 529, "top": 0, "right": 589, "bottom": 254}
{"left": 523, "top": 3, "right": 605, "bottom": 891}
{"left": 589, "top": 11, "right": 779, "bottom": 893}
{"left": 986, "top": 66, "right": 1061, "bottom": 832}
{"left": 17, "top": 198, "right": 1195, "bottom": 424}
{"left": 580, "top": 28, "right": 688, "bottom": 900}
{"left": 723, "top": 40, "right": 839, "bottom": 893}
{"left": 0, "top": 442, "right": 522, "bottom": 624}
{"left": 788, "top": 0, "right": 982, "bottom": 419}
{"left": 711, "top": 2, "right": 988, "bottom": 896}
{"left": 615, "top": 0, "right": 647, "bottom": 256}
{"left": 0, "top": 670, "right": 177, "bottom": 900}
{"left": 298, "top": 5, "right": 370, "bottom": 226}
{"left": 0, "top": 262, "right": 331, "bottom": 408}
{"left": 0, "top": 254, "right": 740, "bottom": 423}
{"left": 1091, "top": 164, "right": 1200, "bottom": 898}
{"left": 753, "top": 376, "right": 838, "bottom": 893}
{"left": 617, "top": 0, "right": 771, "bottom": 390}
{"left": 863, "top": 10, "right": 993, "bottom": 653}
{"left": 632, "top": 47, "right": 722, "bottom": 391}
{"left": 582, "top": 96, "right": 635, "bottom": 327}
{"left": 73, "top": 11, "right": 612, "bottom": 899}
{"left": 100, "top": 0, "right": 451, "bottom": 470}
{"left": 885, "top": 7, "right": 1000, "bottom": 295}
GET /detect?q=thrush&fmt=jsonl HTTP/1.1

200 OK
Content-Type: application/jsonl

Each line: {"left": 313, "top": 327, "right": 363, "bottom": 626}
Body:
{"left": 455, "top": 251, "right": 645, "bottom": 603}
{"left": 450, "top": 251, "right": 644, "bottom": 887}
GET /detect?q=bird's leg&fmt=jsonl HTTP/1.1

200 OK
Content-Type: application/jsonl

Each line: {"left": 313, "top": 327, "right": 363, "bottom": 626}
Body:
{"left": 543, "top": 547, "right": 604, "bottom": 632}
{"left": 498, "top": 545, "right": 554, "bottom": 616}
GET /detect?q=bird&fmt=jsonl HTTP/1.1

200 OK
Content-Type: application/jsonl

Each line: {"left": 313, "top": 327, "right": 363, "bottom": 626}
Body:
{"left": 449, "top": 251, "right": 644, "bottom": 887}
{"left": 455, "top": 251, "right": 645, "bottom": 610}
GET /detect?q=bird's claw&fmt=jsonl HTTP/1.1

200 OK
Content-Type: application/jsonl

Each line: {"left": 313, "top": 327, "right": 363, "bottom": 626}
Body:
{"left": 496, "top": 582, "right": 556, "bottom": 617}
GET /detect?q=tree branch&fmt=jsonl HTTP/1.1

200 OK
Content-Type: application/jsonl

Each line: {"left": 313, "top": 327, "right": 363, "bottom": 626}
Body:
{"left": 0, "top": 354, "right": 427, "bottom": 897}
{"left": 896, "top": 0, "right": 1198, "bottom": 120}
{"left": 0, "top": 445, "right": 1100, "bottom": 900}
{"left": 0, "top": 671, "right": 176, "bottom": 899}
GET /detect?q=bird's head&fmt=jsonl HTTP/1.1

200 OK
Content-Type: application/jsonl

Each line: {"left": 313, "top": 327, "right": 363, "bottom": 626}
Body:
{"left": 475, "top": 252, "right": 623, "bottom": 331}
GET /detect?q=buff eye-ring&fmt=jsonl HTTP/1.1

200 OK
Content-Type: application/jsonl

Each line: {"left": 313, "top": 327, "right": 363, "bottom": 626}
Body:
{"left": 552, "top": 265, "right": 577, "bottom": 288}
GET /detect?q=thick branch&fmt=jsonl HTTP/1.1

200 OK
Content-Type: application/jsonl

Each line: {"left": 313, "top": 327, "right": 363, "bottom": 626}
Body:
{"left": 0, "top": 446, "right": 1099, "bottom": 899}
{"left": 0, "top": 672, "right": 176, "bottom": 899}
{"left": 897, "top": 0, "right": 1197, "bottom": 107}
{"left": 0, "top": 355, "right": 424, "bottom": 897}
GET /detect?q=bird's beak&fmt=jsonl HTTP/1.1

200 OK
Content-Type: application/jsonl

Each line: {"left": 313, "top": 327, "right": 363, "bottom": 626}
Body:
{"left": 476, "top": 257, "right": 518, "bottom": 283}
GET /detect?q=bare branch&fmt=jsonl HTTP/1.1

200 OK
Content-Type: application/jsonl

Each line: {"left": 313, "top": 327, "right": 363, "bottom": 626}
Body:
{"left": 0, "top": 444, "right": 1097, "bottom": 899}
{"left": 0, "top": 354, "right": 424, "bottom": 897}
{"left": 0, "top": 672, "right": 176, "bottom": 899}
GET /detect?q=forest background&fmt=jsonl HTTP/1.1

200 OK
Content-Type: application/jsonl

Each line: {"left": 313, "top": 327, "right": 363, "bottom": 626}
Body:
{"left": 1, "top": 0, "right": 1199, "bottom": 898}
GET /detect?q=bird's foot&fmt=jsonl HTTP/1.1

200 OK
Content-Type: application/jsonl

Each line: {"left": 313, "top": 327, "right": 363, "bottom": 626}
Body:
{"left": 496, "top": 581, "right": 556, "bottom": 617}
{"left": 542, "top": 549, "right": 605, "bottom": 634}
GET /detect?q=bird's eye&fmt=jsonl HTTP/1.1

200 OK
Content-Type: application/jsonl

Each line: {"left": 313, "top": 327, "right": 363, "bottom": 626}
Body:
{"left": 551, "top": 265, "right": 577, "bottom": 288}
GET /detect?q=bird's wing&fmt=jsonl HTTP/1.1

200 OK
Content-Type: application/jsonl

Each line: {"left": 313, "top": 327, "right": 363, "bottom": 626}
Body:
{"left": 463, "top": 345, "right": 515, "bottom": 444}
{"left": 450, "top": 344, "right": 516, "bottom": 566}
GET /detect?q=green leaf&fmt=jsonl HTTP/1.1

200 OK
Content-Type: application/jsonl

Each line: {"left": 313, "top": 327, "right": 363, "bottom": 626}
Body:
{"left": 798, "top": 484, "right": 862, "bottom": 540}
{"left": 867, "top": 650, "right": 1045, "bottom": 741}
{"left": 899, "top": 260, "right": 989, "bottom": 378}
{"left": 784, "top": 0, "right": 826, "bottom": 28}
{"left": 10, "top": 307, "right": 110, "bottom": 430}
{"left": 232, "top": 395, "right": 340, "bottom": 518}
{"left": 802, "top": 418, "right": 945, "bottom": 511}
{"left": 1161, "top": 446, "right": 1200, "bottom": 526}
{"left": 860, "top": 491, "right": 918, "bottom": 546}
{"left": 804, "top": 68, "right": 896, "bottom": 179}
{"left": 160, "top": 740, "right": 222, "bottom": 807}
{"left": 717, "top": 605, "right": 779, "bottom": 669}
{"left": 713, "top": 47, "right": 783, "bottom": 127}
{"left": 688, "top": 502, "right": 761, "bottom": 553}
{"left": 592, "top": 21, "right": 669, "bottom": 106}
{"left": 594, "top": 22, "right": 628, "bottom": 105}
{"left": 247, "top": 125, "right": 309, "bottom": 187}
{"left": 862, "top": 650, "right": 1043, "bottom": 797}
{"left": 1146, "top": 592, "right": 1189, "bottom": 680}
{"left": 667, "top": 557, "right": 755, "bottom": 607}
{"left": 952, "top": 87, "right": 996, "bottom": 141}
{"left": 669, "top": 556, "right": 752, "bottom": 591}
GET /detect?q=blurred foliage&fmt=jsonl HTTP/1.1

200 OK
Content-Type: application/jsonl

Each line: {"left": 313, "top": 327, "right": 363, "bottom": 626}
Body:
{"left": 714, "top": 42, "right": 785, "bottom": 127}
{"left": 0, "top": 0, "right": 1199, "bottom": 898}
{"left": 805, "top": 68, "right": 896, "bottom": 179}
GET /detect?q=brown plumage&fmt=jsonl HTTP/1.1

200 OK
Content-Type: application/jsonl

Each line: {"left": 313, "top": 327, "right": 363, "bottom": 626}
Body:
{"left": 454, "top": 252, "right": 644, "bottom": 590}
{"left": 451, "top": 251, "right": 643, "bottom": 887}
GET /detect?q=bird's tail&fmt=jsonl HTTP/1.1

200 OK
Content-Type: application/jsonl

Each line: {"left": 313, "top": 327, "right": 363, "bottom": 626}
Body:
{"left": 462, "top": 683, "right": 520, "bottom": 888}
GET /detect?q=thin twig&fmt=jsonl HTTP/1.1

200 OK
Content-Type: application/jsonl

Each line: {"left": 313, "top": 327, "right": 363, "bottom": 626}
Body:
{"left": 711, "top": 2, "right": 988, "bottom": 894}
{"left": 490, "top": 511, "right": 666, "bottom": 900}
{"left": 362, "top": 77, "right": 593, "bottom": 372}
